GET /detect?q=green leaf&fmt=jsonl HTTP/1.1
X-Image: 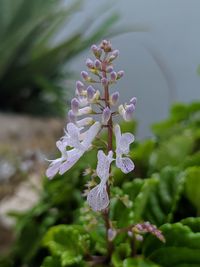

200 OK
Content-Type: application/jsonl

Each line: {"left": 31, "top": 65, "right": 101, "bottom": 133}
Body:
{"left": 111, "top": 178, "right": 157, "bottom": 227}
{"left": 184, "top": 167, "right": 200, "bottom": 214}
{"left": 123, "top": 258, "right": 161, "bottom": 267}
{"left": 41, "top": 256, "right": 61, "bottom": 267}
{"left": 149, "top": 130, "right": 195, "bottom": 172}
{"left": 143, "top": 167, "right": 185, "bottom": 226}
{"left": 181, "top": 217, "right": 200, "bottom": 233}
{"left": 111, "top": 243, "right": 131, "bottom": 267}
{"left": 143, "top": 222, "right": 200, "bottom": 267}
{"left": 42, "top": 225, "right": 90, "bottom": 266}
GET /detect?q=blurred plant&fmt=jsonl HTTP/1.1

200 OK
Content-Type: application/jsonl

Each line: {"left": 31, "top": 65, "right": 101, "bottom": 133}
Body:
{"left": 0, "top": 0, "right": 123, "bottom": 116}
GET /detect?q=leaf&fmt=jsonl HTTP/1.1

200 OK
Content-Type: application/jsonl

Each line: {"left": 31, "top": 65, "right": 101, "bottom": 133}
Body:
{"left": 143, "top": 221, "right": 200, "bottom": 267}
{"left": 41, "top": 256, "right": 61, "bottom": 267}
{"left": 111, "top": 243, "right": 131, "bottom": 267}
{"left": 42, "top": 225, "right": 90, "bottom": 266}
{"left": 184, "top": 167, "right": 200, "bottom": 214}
{"left": 149, "top": 130, "right": 195, "bottom": 172}
{"left": 142, "top": 167, "right": 185, "bottom": 226}
{"left": 111, "top": 178, "right": 157, "bottom": 227}
{"left": 123, "top": 258, "right": 161, "bottom": 267}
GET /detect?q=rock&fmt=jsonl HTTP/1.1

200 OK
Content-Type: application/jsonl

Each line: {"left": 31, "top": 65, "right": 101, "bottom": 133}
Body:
{"left": 0, "top": 113, "right": 65, "bottom": 251}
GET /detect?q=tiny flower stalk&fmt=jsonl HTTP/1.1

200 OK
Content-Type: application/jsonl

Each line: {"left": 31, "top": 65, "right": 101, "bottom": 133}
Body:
{"left": 46, "top": 40, "right": 163, "bottom": 263}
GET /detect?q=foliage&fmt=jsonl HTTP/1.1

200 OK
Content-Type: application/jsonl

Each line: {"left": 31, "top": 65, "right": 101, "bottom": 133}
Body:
{"left": 0, "top": 0, "right": 122, "bottom": 116}
{"left": 1, "top": 101, "right": 200, "bottom": 267}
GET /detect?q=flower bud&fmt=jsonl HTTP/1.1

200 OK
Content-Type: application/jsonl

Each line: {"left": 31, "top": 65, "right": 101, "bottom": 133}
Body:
{"left": 110, "top": 92, "right": 119, "bottom": 105}
{"left": 76, "top": 80, "right": 84, "bottom": 94}
{"left": 108, "top": 49, "right": 119, "bottom": 62}
{"left": 124, "top": 104, "right": 135, "bottom": 121}
{"left": 110, "top": 71, "right": 117, "bottom": 81}
{"left": 135, "top": 234, "right": 144, "bottom": 242}
{"left": 71, "top": 98, "right": 79, "bottom": 114}
{"left": 106, "top": 66, "right": 114, "bottom": 73}
{"left": 87, "top": 85, "right": 95, "bottom": 100}
{"left": 130, "top": 97, "right": 137, "bottom": 106}
{"left": 100, "top": 40, "right": 112, "bottom": 52}
{"left": 94, "top": 59, "right": 101, "bottom": 69}
{"left": 76, "top": 117, "right": 94, "bottom": 127}
{"left": 117, "top": 70, "right": 124, "bottom": 79}
{"left": 108, "top": 228, "right": 117, "bottom": 241}
{"left": 77, "top": 106, "right": 92, "bottom": 116}
{"left": 101, "top": 77, "right": 108, "bottom": 86}
{"left": 81, "top": 71, "right": 90, "bottom": 81}
{"left": 102, "top": 107, "right": 111, "bottom": 124}
{"left": 91, "top": 44, "right": 102, "bottom": 58}
{"left": 68, "top": 110, "right": 76, "bottom": 123}
{"left": 86, "top": 58, "right": 94, "bottom": 69}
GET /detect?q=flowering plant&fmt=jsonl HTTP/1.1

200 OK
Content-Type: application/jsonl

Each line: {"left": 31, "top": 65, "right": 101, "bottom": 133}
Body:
{"left": 46, "top": 40, "right": 164, "bottom": 264}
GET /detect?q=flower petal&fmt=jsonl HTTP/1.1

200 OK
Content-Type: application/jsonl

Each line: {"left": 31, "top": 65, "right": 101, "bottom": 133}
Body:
{"left": 87, "top": 184, "right": 109, "bottom": 211}
{"left": 118, "top": 133, "right": 134, "bottom": 154}
{"left": 46, "top": 159, "right": 62, "bottom": 179}
{"left": 59, "top": 149, "right": 83, "bottom": 174}
{"left": 82, "top": 122, "right": 101, "bottom": 149}
{"left": 116, "top": 156, "right": 135, "bottom": 174}
{"left": 97, "top": 150, "right": 113, "bottom": 182}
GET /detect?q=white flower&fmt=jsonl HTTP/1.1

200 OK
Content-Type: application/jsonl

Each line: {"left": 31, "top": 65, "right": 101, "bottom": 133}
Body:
{"left": 62, "top": 123, "right": 84, "bottom": 150}
{"left": 46, "top": 122, "right": 101, "bottom": 179}
{"left": 114, "top": 124, "right": 135, "bottom": 173}
{"left": 118, "top": 97, "right": 136, "bottom": 121}
{"left": 87, "top": 150, "right": 113, "bottom": 211}
{"left": 45, "top": 140, "right": 67, "bottom": 179}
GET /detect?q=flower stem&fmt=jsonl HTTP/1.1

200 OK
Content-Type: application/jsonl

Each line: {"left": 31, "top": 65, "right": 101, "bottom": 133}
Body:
{"left": 101, "top": 60, "right": 113, "bottom": 259}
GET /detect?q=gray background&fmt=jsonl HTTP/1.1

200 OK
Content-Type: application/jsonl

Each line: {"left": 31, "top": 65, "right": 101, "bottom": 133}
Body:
{"left": 68, "top": 0, "right": 200, "bottom": 139}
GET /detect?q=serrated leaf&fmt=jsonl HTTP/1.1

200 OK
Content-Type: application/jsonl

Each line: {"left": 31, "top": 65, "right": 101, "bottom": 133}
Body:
{"left": 149, "top": 130, "right": 195, "bottom": 172}
{"left": 143, "top": 222, "right": 200, "bottom": 267}
{"left": 111, "top": 178, "right": 157, "bottom": 227}
{"left": 184, "top": 167, "right": 200, "bottom": 214}
{"left": 143, "top": 167, "right": 185, "bottom": 226}
{"left": 42, "top": 225, "right": 90, "bottom": 266}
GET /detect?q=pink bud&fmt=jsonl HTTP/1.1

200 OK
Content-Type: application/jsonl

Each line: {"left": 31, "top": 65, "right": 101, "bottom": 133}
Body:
{"left": 117, "top": 70, "right": 125, "bottom": 79}
{"left": 110, "top": 71, "right": 117, "bottom": 81}
{"left": 86, "top": 58, "right": 94, "bottom": 69}
{"left": 91, "top": 44, "right": 98, "bottom": 53}
{"left": 106, "top": 66, "right": 114, "bottom": 73}
{"left": 91, "top": 44, "right": 102, "bottom": 58}
{"left": 71, "top": 98, "right": 79, "bottom": 114}
{"left": 110, "top": 92, "right": 119, "bottom": 105}
{"left": 76, "top": 80, "right": 84, "bottom": 94}
{"left": 102, "top": 107, "right": 111, "bottom": 124}
{"left": 94, "top": 59, "right": 101, "bottom": 69}
{"left": 87, "top": 85, "right": 95, "bottom": 100}
{"left": 81, "top": 71, "right": 89, "bottom": 81}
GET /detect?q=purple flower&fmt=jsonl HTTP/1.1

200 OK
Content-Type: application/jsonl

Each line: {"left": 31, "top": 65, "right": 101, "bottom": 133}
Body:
{"left": 110, "top": 92, "right": 119, "bottom": 106}
{"left": 102, "top": 107, "right": 111, "bottom": 124}
{"left": 114, "top": 124, "right": 135, "bottom": 173}
{"left": 87, "top": 150, "right": 113, "bottom": 211}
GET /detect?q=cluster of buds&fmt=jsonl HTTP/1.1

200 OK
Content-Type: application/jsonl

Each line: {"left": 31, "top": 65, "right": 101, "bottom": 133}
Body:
{"left": 133, "top": 222, "right": 166, "bottom": 243}
{"left": 46, "top": 40, "right": 137, "bottom": 212}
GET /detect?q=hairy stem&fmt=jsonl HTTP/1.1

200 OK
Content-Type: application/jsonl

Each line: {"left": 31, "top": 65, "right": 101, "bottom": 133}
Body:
{"left": 102, "top": 60, "right": 113, "bottom": 259}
